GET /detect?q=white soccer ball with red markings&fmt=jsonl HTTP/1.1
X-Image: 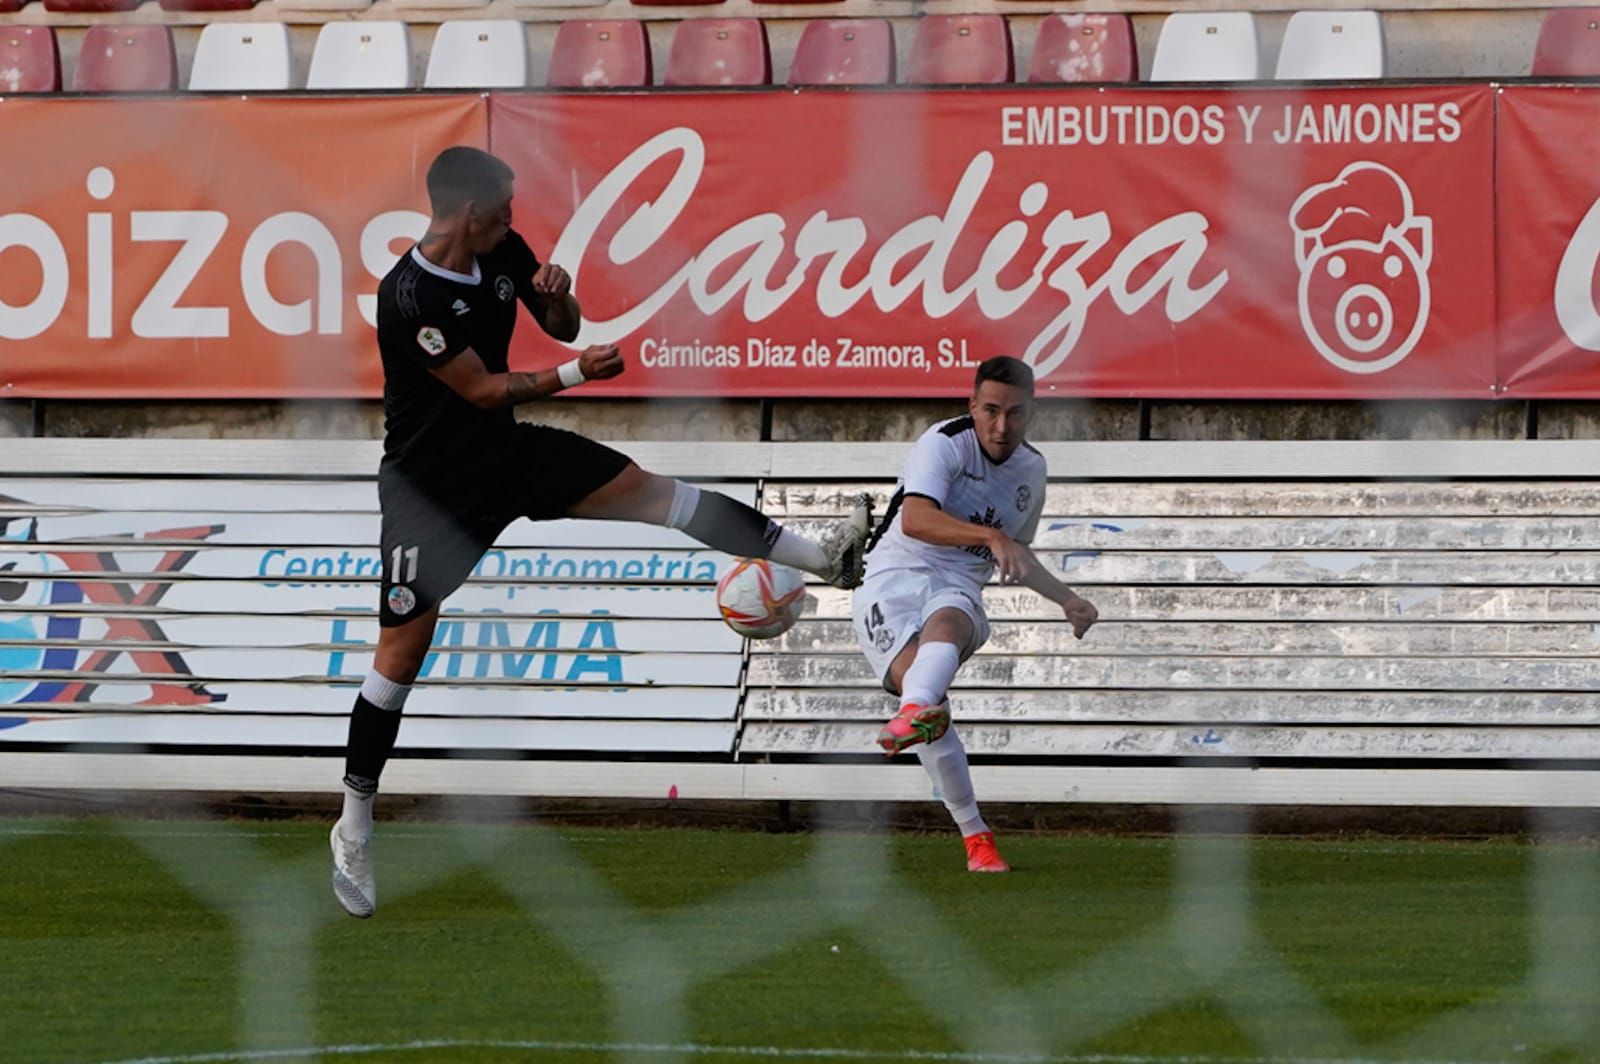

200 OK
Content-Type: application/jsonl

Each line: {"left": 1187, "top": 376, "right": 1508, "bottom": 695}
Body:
{"left": 715, "top": 558, "right": 807, "bottom": 639}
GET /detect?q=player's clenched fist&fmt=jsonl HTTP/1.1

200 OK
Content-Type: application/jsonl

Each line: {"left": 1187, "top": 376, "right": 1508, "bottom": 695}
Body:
{"left": 532, "top": 263, "right": 572, "bottom": 297}
{"left": 1062, "top": 593, "right": 1098, "bottom": 640}
{"left": 579, "top": 343, "right": 624, "bottom": 380}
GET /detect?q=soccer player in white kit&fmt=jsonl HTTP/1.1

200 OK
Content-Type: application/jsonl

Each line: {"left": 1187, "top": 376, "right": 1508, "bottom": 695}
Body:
{"left": 853, "top": 356, "right": 1099, "bottom": 872}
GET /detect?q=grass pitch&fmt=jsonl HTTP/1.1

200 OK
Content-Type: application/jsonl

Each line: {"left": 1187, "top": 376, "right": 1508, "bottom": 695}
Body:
{"left": 1, "top": 818, "right": 1594, "bottom": 1064}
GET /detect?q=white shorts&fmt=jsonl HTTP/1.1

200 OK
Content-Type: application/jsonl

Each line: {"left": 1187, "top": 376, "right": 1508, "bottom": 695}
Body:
{"left": 852, "top": 567, "right": 991, "bottom": 692}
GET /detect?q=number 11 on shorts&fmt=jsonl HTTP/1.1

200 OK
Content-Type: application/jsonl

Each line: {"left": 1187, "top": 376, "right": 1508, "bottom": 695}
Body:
{"left": 390, "top": 545, "right": 419, "bottom": 583}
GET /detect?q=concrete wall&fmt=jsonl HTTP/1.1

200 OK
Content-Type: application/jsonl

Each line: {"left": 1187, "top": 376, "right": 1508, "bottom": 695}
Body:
{"left": 5, "top": 395, "right": 1595, "bottom": 442}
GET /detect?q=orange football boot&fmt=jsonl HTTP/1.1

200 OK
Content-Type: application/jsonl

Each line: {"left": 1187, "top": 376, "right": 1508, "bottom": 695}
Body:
{"left": 875, "top": 702, "right": 950, "bottom": 755}
{"left": 964, "top": 831, "right": 1010, "bottom": 873}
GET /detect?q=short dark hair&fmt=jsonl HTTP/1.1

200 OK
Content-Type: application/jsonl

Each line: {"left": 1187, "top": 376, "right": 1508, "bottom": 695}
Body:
{"left": 974, "top": 356, "right": 1034, "bottom": 395}
{"left": 427, "top": 147, "right": 514, "bottom": 217}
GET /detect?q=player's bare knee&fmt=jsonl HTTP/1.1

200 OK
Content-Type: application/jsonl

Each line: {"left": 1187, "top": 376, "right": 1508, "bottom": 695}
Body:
{"left": 921, "top": 608, "right": 974, "bottom": 647}
{"left": 374, "top": 612, "right": 438, "bottom": 684}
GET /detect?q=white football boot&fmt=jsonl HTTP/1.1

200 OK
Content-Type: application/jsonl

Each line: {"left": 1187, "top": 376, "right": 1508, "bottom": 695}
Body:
{"left": 330, "top": 821, "right": 376, "bottom": 918}
{"left": 819, "top": 493, "right": 873, "bottom": 590}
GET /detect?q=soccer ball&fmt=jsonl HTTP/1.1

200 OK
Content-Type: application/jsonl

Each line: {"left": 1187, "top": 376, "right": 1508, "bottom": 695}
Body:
{"left": 715, "top": 558, "right": 807, "bottom": 639}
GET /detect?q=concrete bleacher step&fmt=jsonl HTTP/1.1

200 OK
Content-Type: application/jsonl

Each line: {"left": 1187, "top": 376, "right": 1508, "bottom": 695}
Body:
{"left": 6, "top": 440, "right": 1600, "bottom": 800}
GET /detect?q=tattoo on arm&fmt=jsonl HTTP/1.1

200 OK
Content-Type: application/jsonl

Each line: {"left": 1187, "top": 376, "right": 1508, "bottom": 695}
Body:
{"left": 505, "top": 372, "right": 543, "bottom": 406}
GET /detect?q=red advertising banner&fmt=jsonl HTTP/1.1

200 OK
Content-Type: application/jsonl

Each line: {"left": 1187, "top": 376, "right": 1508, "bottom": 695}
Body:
{"left": 1497, "top": 86, "right": 1600, "bottom": 397}
{"left": 495, "top": 86, "right": 1497, "bottom": 398}
{"left": 0, "top": 96, "right": 484, "bottom": 398}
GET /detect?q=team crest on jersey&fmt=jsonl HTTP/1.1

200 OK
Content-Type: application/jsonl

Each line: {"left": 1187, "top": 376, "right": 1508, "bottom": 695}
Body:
{"left": 387, "top": 586, "right": 416, "bottom": 617}
{"left": 495, "top": 276, "right": 514, "bottom": 303}
{"left": 1016, "top": 485, "right": 1032, "bottom": 512}
{"left": 874, "top": 626, "right": 896, "bottom": 654}
{"left": 416, "top": 327, "right": 446, "bottom": 356}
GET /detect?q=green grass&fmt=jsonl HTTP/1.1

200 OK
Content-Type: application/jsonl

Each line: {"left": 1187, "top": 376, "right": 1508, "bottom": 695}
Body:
{"left": 0, "top": 819, "right": 1595, "bottom": 1064}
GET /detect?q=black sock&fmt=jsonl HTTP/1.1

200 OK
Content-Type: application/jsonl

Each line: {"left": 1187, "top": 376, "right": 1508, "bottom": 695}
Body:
{"left": 684, "top": 491, "right": 782, "bottom": 559}
{"left": 343, "top": 694, "right": 402, "bottom": 793}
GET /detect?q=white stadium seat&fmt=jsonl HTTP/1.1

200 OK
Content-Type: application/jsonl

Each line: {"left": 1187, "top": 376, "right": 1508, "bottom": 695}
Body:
{"left": 275, "top": 0, "right": 369, "bottom": 13}
{"left": 1275, "top": 11, "right": 1385, "bottom": 80}
{"left": 397, "top": 0, "right": 487, "bottom": 12}
{"left": 425, "top": 20, "right": 529, "bottom": 88}
{"left": 187, "top": 22, "right": 292, "bottom": 91}
{"left": 1150, "top": 12, "right": 1260, "bottom": 82}
{"left": 306, "top": 21, "right": 413, "bottom": 91}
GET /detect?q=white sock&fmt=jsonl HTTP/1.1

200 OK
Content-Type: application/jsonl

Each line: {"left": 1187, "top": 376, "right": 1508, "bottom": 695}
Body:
{"left": 340, "top": 784, "right": 374, "bottom": 839}
{"left": 900, "top": 641, "right": 961, "bottom": 708}
{"left": 361, "top": 669, "right": 410, "bottom": 712}
{"left": 665, "top": 480, "right": 701, "bottom": 530}
{"left": 915, "top": 721, "right": 989, "bottom": 836}
{"left": 767, "top": 528, "right": 828, "bottom": 573}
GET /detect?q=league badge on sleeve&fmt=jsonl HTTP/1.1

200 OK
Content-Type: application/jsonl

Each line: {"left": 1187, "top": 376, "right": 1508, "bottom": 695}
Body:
{"left": 417, "top": 327, "right": 447, "bottom": 356}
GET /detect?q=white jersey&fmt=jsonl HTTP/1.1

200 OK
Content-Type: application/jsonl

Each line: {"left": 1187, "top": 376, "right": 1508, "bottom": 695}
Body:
{"left": 864, "top": 416, "right": 1048, "bottom": 591}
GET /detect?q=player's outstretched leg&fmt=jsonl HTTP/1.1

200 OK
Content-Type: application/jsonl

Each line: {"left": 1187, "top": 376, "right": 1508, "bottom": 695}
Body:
{"left": 572, "top": 466, "right": 873, "bottom": 589}
{"left": 914, "top": 722, "right": 1009, "bottom": 873}
{"left": 663, "top": 480, "right": 872, "bottom": 589}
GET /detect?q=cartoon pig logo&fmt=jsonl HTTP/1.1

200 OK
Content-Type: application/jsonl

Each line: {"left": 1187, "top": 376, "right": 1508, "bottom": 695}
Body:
{"left": 1289, "top": 162, "right": 1433, "bottom": 375}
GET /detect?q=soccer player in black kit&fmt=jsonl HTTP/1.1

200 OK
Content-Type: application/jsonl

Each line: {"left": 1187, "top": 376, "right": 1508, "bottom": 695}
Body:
{"left": 331, "top": 147, "right": 870, "bottom": 917}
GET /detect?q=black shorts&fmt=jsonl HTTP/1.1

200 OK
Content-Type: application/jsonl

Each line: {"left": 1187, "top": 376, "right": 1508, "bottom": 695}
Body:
{"left": 377, "top": 424, "right": 633, "bottom": 627}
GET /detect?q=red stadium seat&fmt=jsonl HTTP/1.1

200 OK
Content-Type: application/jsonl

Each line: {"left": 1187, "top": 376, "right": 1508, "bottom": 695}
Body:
{"left": 1028, "top": 13, "right": 1136, "bottom": 83}
{"left": 160, "top": 0, "right": 257, "bottom": 10}
{"left": 663, "top": 18, "right": 770, "bottom": 86}
{"left": 74, "top": 26, "right": 178, "bottom": 92}
{"left": 0, "top": 0, "right": 25, "bottom": 12}
{"left": 0, "top": 28, "right": 60, "bottom": 93}
{"left": 43, "top": 0, "right": 139, "bottom": 12}
{"left": 1533, "top": 8, "right": 1600, "bottom": 76}
{"left": 548, "top": 19, "right": 651, "bottom": 88}
{"left": 789, "top": 19, "right": 894, "bottom": 85}
{"left": 905, "top": 14, "right": 1012, "bottom": 84}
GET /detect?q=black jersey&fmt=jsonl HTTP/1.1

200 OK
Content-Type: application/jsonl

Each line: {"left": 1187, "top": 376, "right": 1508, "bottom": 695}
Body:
{"left": 374, "top": 230, "right": 543, "bottom": 491}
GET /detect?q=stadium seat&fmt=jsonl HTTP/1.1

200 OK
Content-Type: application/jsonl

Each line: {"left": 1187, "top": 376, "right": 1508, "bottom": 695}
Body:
{"left": 397, "top": 0, "right": 487, "bottom": 12}
{"left": 74, "top": 26, "right": 177, "bottom": 92}
{"left": 547, "top": 19, "right": 651, "bottom": 88}
{"left": 1275, "top": 11, "right": 1383, "bottom": 80}
{"left": 0, "top": 0, "right": 23, "bottom": 12}
{"left": 1027, "top": 13, "right": 1136, "bottom": 83}
{"left": 0, "top": 28, "right": 59, "bottom": 93}
{"left": 306, "top": 22, "right": 412, "bottom": 90}
{"left": 188, "top": 23, "right": 293, "bottom": 92}
{"left": 275, "top": 0, "right": 369, "bottom": 13}
{"left": 663, "top": 18, "right": 770, "bottom": 86}
{"left": 1532, "top": 7, "right": 1600, "bottom": 76}
{"left": 789, "top": 19, "right": 894, "bottom": 85}
{"left": 159, "top": 0, "right": 256, "bottom": 11}
{"left": 43, "top": 0, "right": 136, "bottom": 11}
{"left": 425, "top": 21, "right": 527, "bottom": 88}
{"left": 1150, "top": 12, "right": 1260, "bottom": 82}
{"left": 905, "top": 14, "right": 1013, "bottom": 85}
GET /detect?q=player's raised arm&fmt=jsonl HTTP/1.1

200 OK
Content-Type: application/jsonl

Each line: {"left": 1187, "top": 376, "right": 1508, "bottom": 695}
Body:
{"left": 526, "top": 262, "right": 581, "bottom": 342}
{"left": 429, "top": 343, "right": 623, "bottom": 409}
{"left": 900, "top": 496, "right": 1033, "bottom": 585}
